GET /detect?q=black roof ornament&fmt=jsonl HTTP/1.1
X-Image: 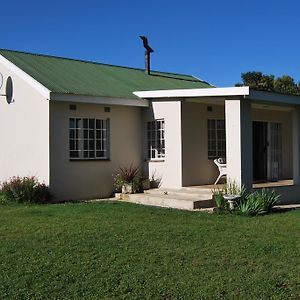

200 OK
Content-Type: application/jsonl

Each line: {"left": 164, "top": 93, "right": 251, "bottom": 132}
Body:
{"left": 139, "top": 36, "right": 154, "bottom": 75}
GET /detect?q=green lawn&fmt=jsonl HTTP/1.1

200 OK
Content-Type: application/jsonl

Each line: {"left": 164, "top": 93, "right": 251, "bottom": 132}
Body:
{"left": 0, "top": 202, "right": 299, "bottom": 299}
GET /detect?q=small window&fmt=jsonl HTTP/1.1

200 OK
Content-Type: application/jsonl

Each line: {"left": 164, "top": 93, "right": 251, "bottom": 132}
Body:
{"left": 147, "top": 119, "right": 165, "bottom": 160}
{"left": 69, "top": 118, "right": 109, "bottom": 160}
{"left": 208, "top": 119, "right": 226, "bottom": 159}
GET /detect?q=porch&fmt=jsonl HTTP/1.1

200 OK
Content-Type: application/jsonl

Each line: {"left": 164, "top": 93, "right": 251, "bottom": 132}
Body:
{"left": 118, "top": 179, "right": 296, "bottom": 211}
{"left": 140, "top": 87, "right": 300, "bottom": 205}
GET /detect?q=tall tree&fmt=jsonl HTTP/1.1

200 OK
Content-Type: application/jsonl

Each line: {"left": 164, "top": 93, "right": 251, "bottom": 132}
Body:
{"left": 274, "top": 75, "right": 298, "bottom": 95}
{"left": 236, "top": 72, "right": 274, "bottom": 91}
{"left": 236, "top": 71, "right": 300, "bottom": 95}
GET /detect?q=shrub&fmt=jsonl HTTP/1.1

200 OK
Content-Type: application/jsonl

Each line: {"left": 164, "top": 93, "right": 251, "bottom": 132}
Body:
{"left": 223, "top": 181, "right": 246, "bottom": 197}
{"left": 113, "top": 174, "right": 125, "bottom": 193}
{"left": 236, "top": 189, "right": 280, "bottom": 216}
{"left": 212, "top": 189, "right": 229, "bottom": 211}
{"left": 113, "top": 164, "right": 144, "bottom": 193}
{"left": 119, "top": 164, "right": 139, "bottom": 183}
{"left": 0, "top": 176, "right": 51, "bottom": 204}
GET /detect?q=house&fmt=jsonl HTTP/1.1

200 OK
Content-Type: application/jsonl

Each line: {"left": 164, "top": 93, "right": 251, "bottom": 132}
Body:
{"left": 0, "top": 49, "right": 299, "bottom": 204}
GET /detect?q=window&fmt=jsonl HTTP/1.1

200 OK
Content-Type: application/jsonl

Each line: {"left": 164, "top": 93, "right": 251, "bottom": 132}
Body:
{"left": 208, "top": 119, "right": 226, "bottom": 159}
{"left": 147, "top": 119, "right": 165, "bottom": 160}
{"left": 69, "top": 118, "right": 109, "bottom": 159}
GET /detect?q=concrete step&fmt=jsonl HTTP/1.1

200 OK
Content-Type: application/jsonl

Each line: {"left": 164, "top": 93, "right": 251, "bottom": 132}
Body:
{"left": 117, "top": 192, "right": 214, "bottom": 210}
{"left": 145, "top": 188, "right": 213, "bottom": 200}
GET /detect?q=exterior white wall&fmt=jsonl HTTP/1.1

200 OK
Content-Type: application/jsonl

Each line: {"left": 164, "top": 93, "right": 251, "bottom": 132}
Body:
{"left": 49, "top": 102, "right": 143, "bottom": 201}
{"left": 181, "top": 101, "right": 293, "bottom": 187}
{"left": 0, "top": 61, "right": 49, "bottom": 184}
{"left": 143, "top": 101, "right": 182, "bottom": 189}
{"left": 182, "top": 102, "right": 225, "bottom": 186}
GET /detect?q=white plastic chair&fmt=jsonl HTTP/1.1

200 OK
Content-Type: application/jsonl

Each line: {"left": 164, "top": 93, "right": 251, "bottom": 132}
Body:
{"left": 213, "top": 158, "right": 227, "bottom": 185}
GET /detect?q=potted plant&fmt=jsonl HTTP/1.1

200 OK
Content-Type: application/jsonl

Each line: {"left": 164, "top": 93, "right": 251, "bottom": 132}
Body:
{"left": 114, "top": 164, "right": 140, "bottom": 194}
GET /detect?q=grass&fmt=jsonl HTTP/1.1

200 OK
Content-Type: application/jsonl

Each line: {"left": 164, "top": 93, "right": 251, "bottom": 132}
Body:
{"left": 0, "top": 201, "right": 299, "bottom": 299}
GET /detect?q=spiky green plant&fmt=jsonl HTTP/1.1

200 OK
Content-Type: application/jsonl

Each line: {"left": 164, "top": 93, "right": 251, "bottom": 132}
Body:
{"left": 119, "top": 164, "right": 139, "bottom": 183}
{"left": 223, "top": 181, "right": 246, "bottom": 197}
{"left": 237, "top": 189, "right": 280, "bottom": 216}
{"left": 212, "top": 189, "right": 229, "bottom": 211}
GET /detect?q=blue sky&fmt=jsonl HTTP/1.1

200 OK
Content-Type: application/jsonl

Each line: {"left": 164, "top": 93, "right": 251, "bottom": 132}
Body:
{"left": 2, "top": 0, "right": 300, "bottom": 86}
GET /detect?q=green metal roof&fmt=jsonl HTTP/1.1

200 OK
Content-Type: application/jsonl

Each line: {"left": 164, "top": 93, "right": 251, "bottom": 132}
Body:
{"left": 0, "top": 49, "right": 213, "bottom": 99}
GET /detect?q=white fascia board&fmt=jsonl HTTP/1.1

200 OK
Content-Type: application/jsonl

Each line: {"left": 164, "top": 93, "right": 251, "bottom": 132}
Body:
{"left": 50, "top": 93, "right": 149, "bottom": 107}
{"left": 133, "top": 87, "right": 250, "bottom": 99}
{"left": 0, "top": 54, "right": 51, "bottom": 99}
{"left": 247, "top": 90, "right": 300, "bottom": 106}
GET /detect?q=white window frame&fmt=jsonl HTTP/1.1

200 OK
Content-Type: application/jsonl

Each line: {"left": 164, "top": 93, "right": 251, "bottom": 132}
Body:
{"left": 69, "top": 117, "right": 110, "bottom": 160}
{"left": 147, "top": 119, "right": 165, "bottom": 160}
{"left": 207, "top": 119, "right": 226, "bottom": 159}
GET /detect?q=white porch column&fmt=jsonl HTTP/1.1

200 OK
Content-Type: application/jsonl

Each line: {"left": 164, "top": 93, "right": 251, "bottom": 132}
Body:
{"left": 292, "top": 106, "right": 300, "bottom": 184}
{"left": 225, "top": 99, "right": 252, "bottom": 190}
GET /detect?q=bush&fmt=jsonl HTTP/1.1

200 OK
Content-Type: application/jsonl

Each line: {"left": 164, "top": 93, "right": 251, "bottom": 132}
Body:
{"left": 223, "top": 181, "right": 246, "bottom": 197}
{"left": 236, "top": 189, "right": 280, "bottom": 216}
{"left": 212, "top": 189, "right": 229, "bottom": 211}
{"left": 213, "top": 184, "right": 280, "bottom": 216}
{"left": 0, "top": 176, "right": 51, "bottom": 204}
{"left": 119, "top": 164, "right": 139, "bottom": 183}
{"left": 113, "top": 164, "right": 144, "bottom": 193}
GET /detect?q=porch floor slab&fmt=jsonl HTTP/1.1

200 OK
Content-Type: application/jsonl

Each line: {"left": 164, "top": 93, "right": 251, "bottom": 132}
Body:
{"left": 187, "top": 179, "right": 294, "bottom": 190}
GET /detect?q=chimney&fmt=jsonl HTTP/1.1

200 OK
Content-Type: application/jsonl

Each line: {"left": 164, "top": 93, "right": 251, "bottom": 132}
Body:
{"left": 139, "top": 36, "right": 154, "bottom": 75}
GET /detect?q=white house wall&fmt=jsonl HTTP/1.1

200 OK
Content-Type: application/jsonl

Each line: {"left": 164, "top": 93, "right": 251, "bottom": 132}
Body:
{"left": 49, "top": 102, "right": 143, "bottom": 201}
{"left": 181, "top": 101, "right": 293, "bottom": 187}
{"left": 143, "top": 101, "right": 182, "bottom": 189}
{"left": 0, "top": 60, "right": 50, "bottom": 184}
{"left": 182, "top": 102, "right": 225, "bottom": 186}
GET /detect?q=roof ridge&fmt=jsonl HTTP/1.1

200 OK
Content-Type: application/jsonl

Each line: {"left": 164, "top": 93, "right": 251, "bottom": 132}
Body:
{"left": 0, "top": 48, "right": 203, "bottom": 82}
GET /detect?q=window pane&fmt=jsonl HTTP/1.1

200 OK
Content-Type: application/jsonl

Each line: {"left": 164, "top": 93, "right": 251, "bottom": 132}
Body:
{"left": 83, "top": 119, "right": 88, "bottom": 128}
{"left": 96, "top": 140, "right": 101, "bottom": 150}
{"left": 96, "top": 119, "right": 101, "bottom": 129}
{"left": 89, "top": 140, "right": 95, "bottom": 149}
{"left": 151, "top": 149, "right": 155, "bottom": 158}
{"left": 96, "top": 130, "right": 101, "bottom": 139}
{"left": 217, "top": 130, "right": 223, "bottom": 140}
{"left": 84, "top": 130, "right": 88, "bottom": 139}
{"left": 89, "top": 119, "right": 95, "bottom": 129}
{"left": 69, "top": 140, "right": 75, "bottom": 150}
{"left": 84, "top": 140, "right": 88, "bottom": 150}
{"left": 69, "top": 129, "right": 75, "bottom": 139}
{"left": 89, "top": 130, "right": 95, "bottom": 139}
{"left": 69, "top": 118, "right": 75, "bottom": 128}
{"left": 96, "top": 150, "right": 105, "bottom": 158}
{"left": 217, "top": 120, "right": 225, "bottom": 129}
